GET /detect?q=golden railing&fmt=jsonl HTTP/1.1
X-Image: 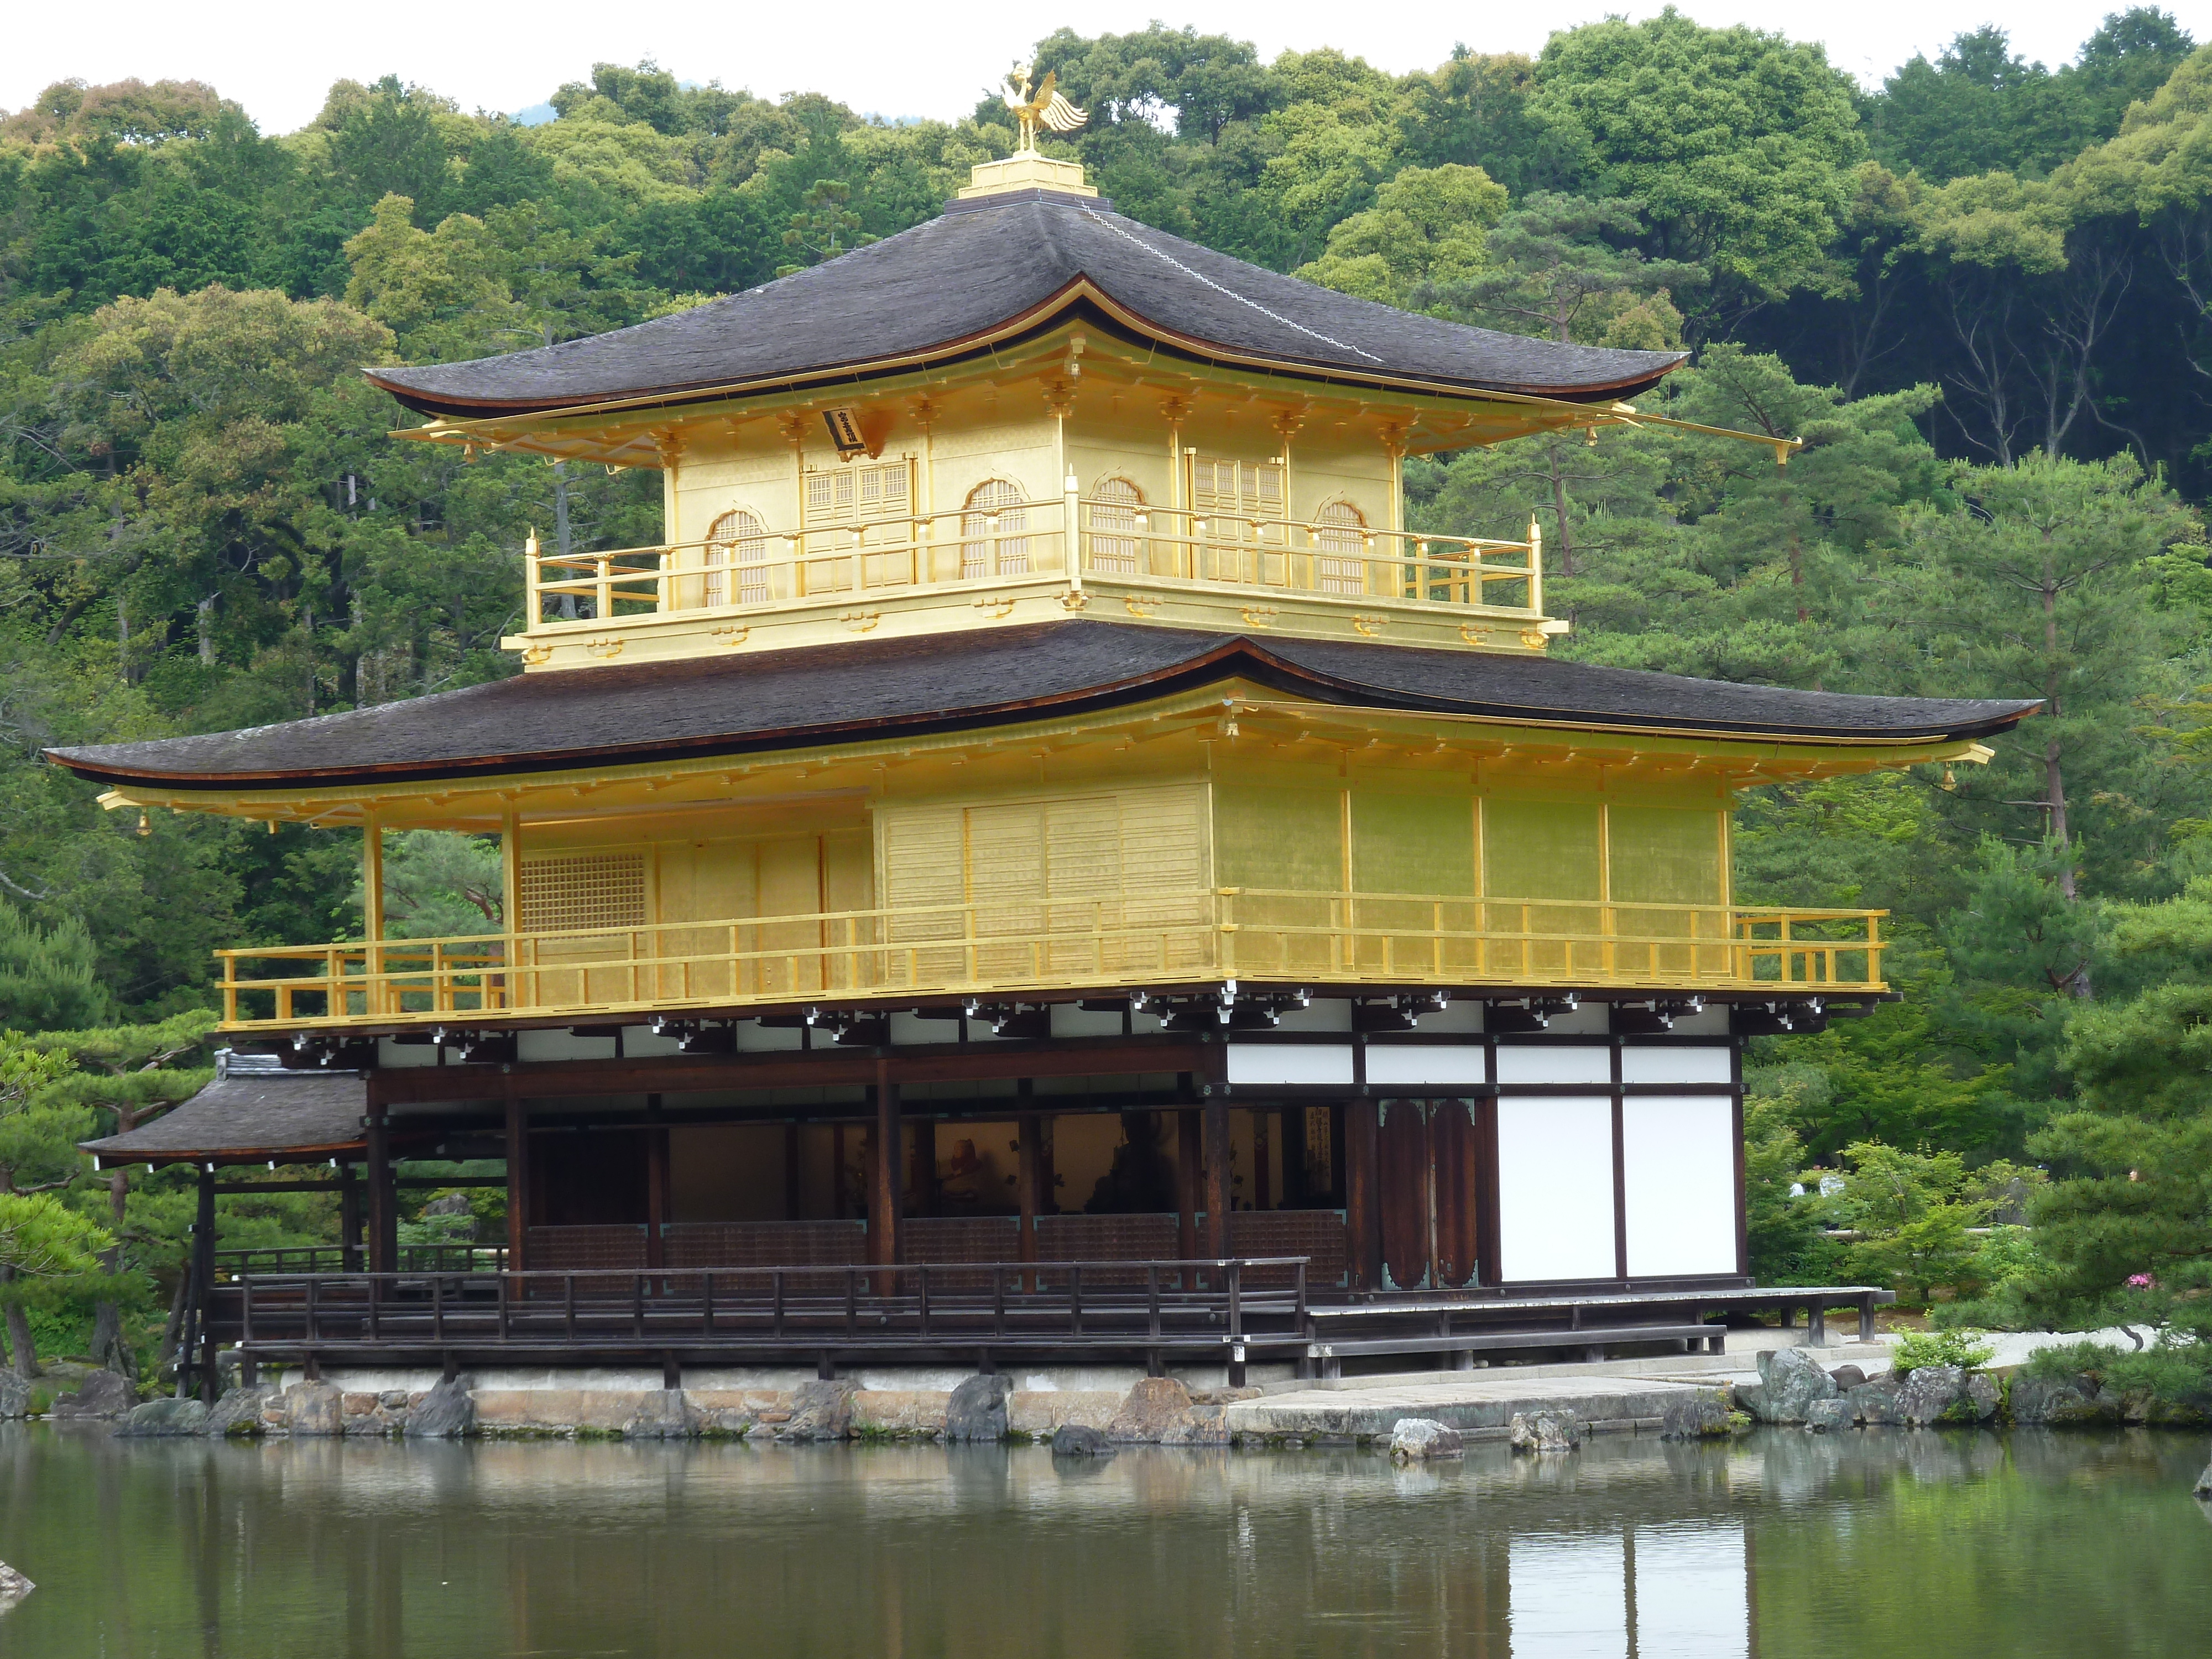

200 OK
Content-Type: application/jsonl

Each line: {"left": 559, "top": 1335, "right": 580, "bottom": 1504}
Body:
{"left": 215, "top": 891, "right": 1883, "bottom": 1031}
{"left": 521, "top": 498, "right": 1542, "bottom": 630}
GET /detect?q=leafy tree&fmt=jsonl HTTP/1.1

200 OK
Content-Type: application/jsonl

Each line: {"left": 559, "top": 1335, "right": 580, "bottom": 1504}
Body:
{"left": 2021, "top": 886, "right": 2212, "bottom": 1383}
{"left": 1295, "top": 164, "right": 1504, "bottom": 304}
{"left": 777, "top": 178, "right": 868, "bottom": 275}
{"left": 1427, "top": 191, "right": 1702, "bottom": 345}
{"left": 1824, "top": 1140, "right": 1994, "bottom": 1304}
{"left": 1530, "top": 10, "right": 1865, "bottom": 310}
{"left": 0, "top": 901, "right": 108, "bottom": 1030}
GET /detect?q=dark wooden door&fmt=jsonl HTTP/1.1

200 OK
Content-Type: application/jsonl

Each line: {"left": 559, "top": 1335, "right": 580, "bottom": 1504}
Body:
{"left": 1376, "top": 1101, "right": 1483, "bottom": 1291}
{"left": 1378, "top": 1102, "right": 1430, "bottom": 1289}
{"left": 1431, "top": 1100, "right": 1480, "bottom": 1288}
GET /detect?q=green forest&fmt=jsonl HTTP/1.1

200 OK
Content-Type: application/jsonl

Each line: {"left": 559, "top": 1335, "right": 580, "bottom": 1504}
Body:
{"left": 3, "top": 9, "right": 2211, "bottom": 1392}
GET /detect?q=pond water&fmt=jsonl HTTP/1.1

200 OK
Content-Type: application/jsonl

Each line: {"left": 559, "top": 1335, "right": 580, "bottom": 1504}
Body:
{"left": 1, "top": 1423, "right": 2207, "bottom": 1657}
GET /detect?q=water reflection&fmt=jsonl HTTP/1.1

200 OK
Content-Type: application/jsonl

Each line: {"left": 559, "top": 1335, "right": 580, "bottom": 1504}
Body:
{"left": 1, "top": 1425, "right": 2207, "bottom": 1657}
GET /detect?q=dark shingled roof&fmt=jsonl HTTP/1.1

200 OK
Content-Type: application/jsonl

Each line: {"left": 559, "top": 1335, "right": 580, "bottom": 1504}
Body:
{"left": 82, "top": 1071, "right": 367, "bottom": 1165}
{"left": 366, "top": 190, "right": 1684, "bottom": 419}
{"left": 46, "top": 624, "right": 2039, "bottom": 790}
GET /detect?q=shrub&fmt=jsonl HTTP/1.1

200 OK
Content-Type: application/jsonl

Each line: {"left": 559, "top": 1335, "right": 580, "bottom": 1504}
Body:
{"left": 1893, "top": 1328, "right": 1995, "bottom": 1374}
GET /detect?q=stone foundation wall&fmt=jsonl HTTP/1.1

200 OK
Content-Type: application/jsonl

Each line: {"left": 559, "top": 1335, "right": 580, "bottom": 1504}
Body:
{"left": 120, "top": 1370, "right": 1258, "bottom": 1446}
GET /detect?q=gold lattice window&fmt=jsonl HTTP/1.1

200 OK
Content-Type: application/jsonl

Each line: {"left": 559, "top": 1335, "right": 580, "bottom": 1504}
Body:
{"left": 805, "top": 461, "right": 910, "bottom": 525}
{"left": 703, "top": 508, "right": 769, "bottom": 607}
{"left": 519, "top": 854, "right": 649, "bottom": 935}
{"left": 961, "top": 478, "right": 1030, "bottom": 578}
{"left": 1316, "top": 499, "right": 1368, "bottom": 595}
{"left": 1088, "top": 477, "right": 1144, "bottom": 574}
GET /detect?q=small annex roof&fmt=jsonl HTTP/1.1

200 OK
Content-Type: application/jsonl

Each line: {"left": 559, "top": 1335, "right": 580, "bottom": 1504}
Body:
{"left": 364, "top": 191, "right": 1683, "bottom": 420}
{"left": 81, "top": 1068, "right": 367, "bottom": 1167}
{"left": 46, "top": 624, "right": 2041, "bottom": 792}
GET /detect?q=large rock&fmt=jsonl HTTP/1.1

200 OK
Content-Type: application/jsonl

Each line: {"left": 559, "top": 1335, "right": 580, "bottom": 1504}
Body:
{"left": 407, "top": 1378, "right": 478, "bottom": 1439}
{"left": 281, "top": 1381, "right": 345, "bottom": 1436}
{"left": 621, "top": 1389, "right": 697, "bottom": 1441}
{"left": 777, "top": 1380, "right": 856, "bottom": 1442}
{"left": 118, "top": 1397, "right": 209, "bottom": 1437}
{"left": 1749, "top": 1347, "right": 1838, "bottom": 1425}
{"left": 1895, "top": 1365, "right": 1996, "bottom": 1427}
{"left": 1849, "top": 1381, "right": 1903, "bottom": 1425}
{"left": 945, "top": 1374, "right": 1010, "bottom": 1443}
{"left": 1660, "top": 1389, "right": 1739, "bottom": 1441}
{"left": 1389, "top": 1418, "right": 1464, "bottom": 1462}
{"left": 1507, "top": 1410, "right": 1581, "bottom": 1453}
{"left": 49, "top": 1369, "right": 135, "bottom": 1420}
{"left": 1108, "top": 1376, "right": 1196, "bottom": 1442}
{"left": 1050, "top": 1423, "right": 1112, "bottom": 1457}
{"left": 1828, "top": 1365, "right": 1868, "bottom": 1391}
{"left": 1804, "top": 1398, "right": 1855, "bottom": 1433}
{"left": 205, "top": 1385, "right": 274, "bottom": 1436}
{"left": 0, "top": 1374, "right": 28, "bottom": 1420}
{"left": 0, "top": 1560, "right": 32, "bottom": 1613}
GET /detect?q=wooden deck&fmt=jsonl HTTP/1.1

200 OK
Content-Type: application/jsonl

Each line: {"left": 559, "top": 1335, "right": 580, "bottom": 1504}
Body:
{"left": 196, "top": 1262, "right": 1894, "bottom": 1391}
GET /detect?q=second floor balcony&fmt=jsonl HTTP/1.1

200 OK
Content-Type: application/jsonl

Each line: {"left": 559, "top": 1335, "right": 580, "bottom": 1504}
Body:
{"left": 216, "top": 889, "right": 1885, "bottom": 1034}
{"left": 508, "top": 494, "right": 1558, "bottom": 667}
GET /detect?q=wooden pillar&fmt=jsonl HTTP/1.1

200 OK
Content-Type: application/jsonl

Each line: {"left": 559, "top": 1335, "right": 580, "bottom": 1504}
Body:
{"left": 1345, "top": 1100, "right": 1380, "bottom": 1291}
{"left": 1016, "top": 1088, "right": 1042, "bottom": 1277}
{"left": 501, "top": 804, "right": 522, "bottom": 1013}
{"left": 869, "top": 1065, "right": 900, "bottom": 1267}
{"left": 192, "top": 1165, "right": 217, "bottom": 1402}
{"left": 366, "top": 1103, "right": 396, "bottom": 1275}
{"left": 645, "top": 1094, "right": 669, "bottom": 1271}
{"left": 1176, "top": 1107, "right": 1202, "bottom": 1265}
{"left": 504, "top": 1089, "right": 529, "bottom": 1272}
{"left": 338, "top": 1164, "right": 362, "bottom": 1272}
{"left": 1203, "top": 1094, "right": 1232, "bottom": 1263}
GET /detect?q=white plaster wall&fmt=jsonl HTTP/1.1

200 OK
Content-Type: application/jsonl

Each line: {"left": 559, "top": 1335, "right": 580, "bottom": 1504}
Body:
{"left": 1619, "top": 1046, "right": 1733, "bottom": 1085}
{"left": 1227, "top": 1044, "right": 1354, "bottom": 1087}
{"left": 1495, "top": 1046, "right": 1611, "bottom": 1085}
{"left": 1495, "top": 1096, "right": 1616, "bottom": 1281}
{"left": 1621, "top": 1095, "right": 1739, "bottom": 1277}
{"left": 1364, "top": 1045, "right": 1488, "bottom": 1086}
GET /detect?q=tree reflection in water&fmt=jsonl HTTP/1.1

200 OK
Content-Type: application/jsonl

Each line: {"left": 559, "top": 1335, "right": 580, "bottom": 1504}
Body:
{"left": 0, "top": 1426, "right": 2208, "bottom": 1657}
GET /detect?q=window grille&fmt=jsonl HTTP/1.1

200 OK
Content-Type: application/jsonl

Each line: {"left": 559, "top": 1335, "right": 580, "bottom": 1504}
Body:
{"left": 703, "top": 508, "right": 769, "bottom": 607}
{"left": 1088, "top": 477, "right": 1143, "bottom": 574}
{"left": 1190, "top": 456, "right": 1285, "bottom": 582}
{"left": 519, "top": 853, "right": 648, "bottom": 935}
{"left": 961, "top": 478, "right": 1029, "bottom": 578}
{"left": 805, "top": 461, "right": 909, "bottom": 525}
{"left": 1316, "top": 500, "right": 1367, "bottom": 595}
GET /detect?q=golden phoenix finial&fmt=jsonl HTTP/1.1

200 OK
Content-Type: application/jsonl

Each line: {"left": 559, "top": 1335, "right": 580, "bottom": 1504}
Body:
{"left": 1003, "top": 62, "right": 1087, "bottom": 154}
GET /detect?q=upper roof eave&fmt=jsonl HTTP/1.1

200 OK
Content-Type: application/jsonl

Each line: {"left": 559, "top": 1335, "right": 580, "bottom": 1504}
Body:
{"left": 364, "top": 281, "right": 1683, "bottom": 428}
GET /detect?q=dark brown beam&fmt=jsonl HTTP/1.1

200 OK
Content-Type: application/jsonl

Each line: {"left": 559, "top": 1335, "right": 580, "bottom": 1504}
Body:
{"left": 1176, "top": 1107, "right": 1202, "bottom": 1264}
{"left": 646, "top": 1094, "right": 669, "bottom": 1270}
{"left": 369, "top": 1037, "right": 1217, "bottom": 1105}
{"left": 505, "top": 1088, "right": 529, "bottom": 1272}
{"left": 1202, "top": 1096, "right": 1231, "bottom": 1263}
{"left": 366, "top": 1102, "right": 395, "bottom": 1274}
{"left": 1345, "top": 1100, "right": 1380, "bottom": 1292}
{"left": 870, "top": 1062, "right": 900, "bottom": 1271}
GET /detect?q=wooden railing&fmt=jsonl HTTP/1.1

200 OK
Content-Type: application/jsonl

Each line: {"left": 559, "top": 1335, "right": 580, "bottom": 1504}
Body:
{"left": 214, "top": 890, "right": 1882, "bottom": 1031}
{"left": 218, "top": 1258, "right": 1314, "bottom": 1361}
{"left": 521, "top": 497, "right": 1543, "bottom": 631}
{"left": 215, "top": 1245, "right": 505, "bottom": 1277}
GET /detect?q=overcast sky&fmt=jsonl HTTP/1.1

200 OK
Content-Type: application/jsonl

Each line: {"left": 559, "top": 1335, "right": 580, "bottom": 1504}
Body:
{"left": 5, "top": 2, "right": 2204, "bottom": 133}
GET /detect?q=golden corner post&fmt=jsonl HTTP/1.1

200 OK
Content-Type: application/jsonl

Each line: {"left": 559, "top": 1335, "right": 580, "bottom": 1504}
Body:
{"left": 49, "top": 77, "right": 2036, "bottom": 1402}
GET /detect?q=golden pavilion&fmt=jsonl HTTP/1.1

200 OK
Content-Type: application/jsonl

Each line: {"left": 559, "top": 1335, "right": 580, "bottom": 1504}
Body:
{"left": 59, "top": 129, "right": 2036, "bottom": 1390}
